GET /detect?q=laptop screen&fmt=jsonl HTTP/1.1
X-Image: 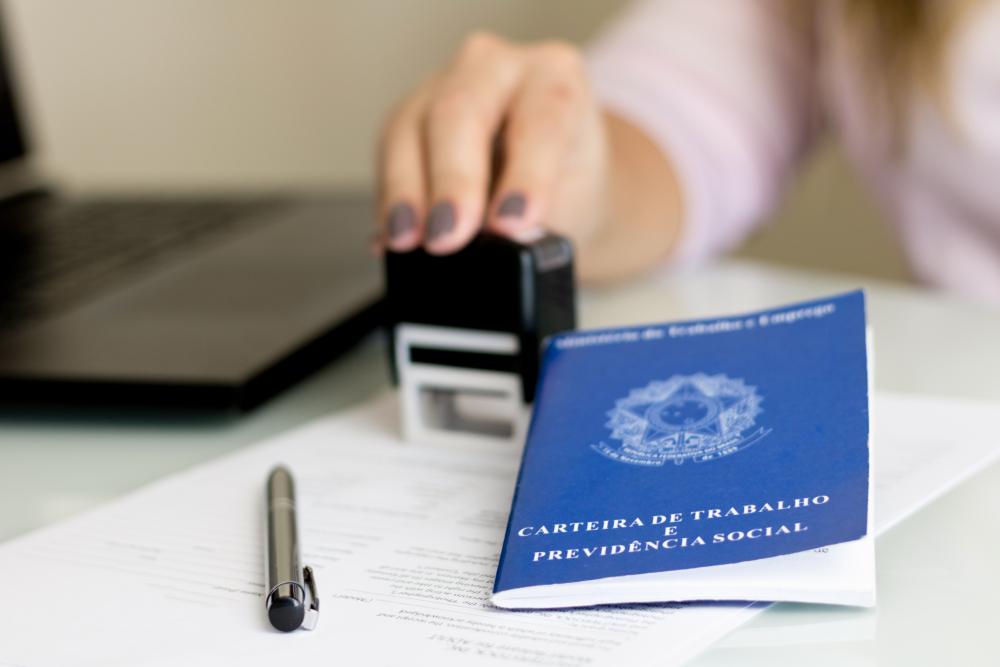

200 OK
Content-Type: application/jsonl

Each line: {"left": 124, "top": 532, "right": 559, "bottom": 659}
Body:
{"left": 0, "top": 11, "right": 27, "bottom": 165}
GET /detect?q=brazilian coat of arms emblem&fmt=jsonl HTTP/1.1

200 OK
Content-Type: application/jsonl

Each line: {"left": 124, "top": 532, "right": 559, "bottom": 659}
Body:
{"left": 592, "top": 374, "right": 771, "bottom": 466}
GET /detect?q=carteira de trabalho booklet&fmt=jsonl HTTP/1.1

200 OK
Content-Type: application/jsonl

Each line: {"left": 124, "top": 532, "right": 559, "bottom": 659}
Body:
{"left": 492, "top": 291, "right": 873, "bottom": 609}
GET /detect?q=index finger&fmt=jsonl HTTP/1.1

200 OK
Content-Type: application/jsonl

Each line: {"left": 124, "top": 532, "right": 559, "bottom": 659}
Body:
{"left": 421, "top": 33, "right": 525, "bottom": 255}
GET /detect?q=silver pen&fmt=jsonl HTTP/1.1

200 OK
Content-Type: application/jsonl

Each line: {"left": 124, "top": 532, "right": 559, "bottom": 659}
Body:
{"left": 264, "top": 466, "right": 319, "bottom": 632}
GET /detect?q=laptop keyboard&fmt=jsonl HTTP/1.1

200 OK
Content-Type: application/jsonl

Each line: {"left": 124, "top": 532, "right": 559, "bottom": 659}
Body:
{"left": 0, "top": 194, "right": 287, "bottom": 322}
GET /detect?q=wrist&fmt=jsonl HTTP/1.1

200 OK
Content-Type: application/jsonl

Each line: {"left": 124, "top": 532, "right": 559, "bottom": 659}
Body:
{"left": 575, "top": 111, "right": 683, "bottom": 283}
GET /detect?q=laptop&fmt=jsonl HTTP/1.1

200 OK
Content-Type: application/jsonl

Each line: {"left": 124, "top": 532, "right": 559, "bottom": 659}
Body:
{"left": 0, "top": 15, "right": 383, "bottom": 412}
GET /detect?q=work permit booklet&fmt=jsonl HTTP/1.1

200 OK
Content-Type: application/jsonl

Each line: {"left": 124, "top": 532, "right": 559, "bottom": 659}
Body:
{"left": 492, "top": 290, "right": 875, "bottom": 609}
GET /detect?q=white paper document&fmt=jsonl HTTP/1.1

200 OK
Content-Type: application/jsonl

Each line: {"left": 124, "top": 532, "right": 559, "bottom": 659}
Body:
{"left": 0, "top": 392, "right": 997, "bottom": 667}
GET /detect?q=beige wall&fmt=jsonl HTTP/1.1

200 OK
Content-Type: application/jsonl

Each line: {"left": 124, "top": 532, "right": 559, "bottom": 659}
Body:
{"left": 3, "top": 0, "right": 909, "bottom": 282}
{"left": 738, "top": 139, "right": 910, "bottom": 282}
{"left": 4, "top": 0, "right": 623, "bottom": 191}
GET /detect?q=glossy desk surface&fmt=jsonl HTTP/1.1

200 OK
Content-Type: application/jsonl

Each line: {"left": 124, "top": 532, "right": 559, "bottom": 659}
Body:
{"left": 1, "top": 259, "right": 997, "bottom": 665}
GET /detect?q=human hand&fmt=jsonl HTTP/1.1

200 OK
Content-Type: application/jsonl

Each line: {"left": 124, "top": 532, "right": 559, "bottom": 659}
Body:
{"left": 376, "top": 32, "right": 609, "bottom": 255}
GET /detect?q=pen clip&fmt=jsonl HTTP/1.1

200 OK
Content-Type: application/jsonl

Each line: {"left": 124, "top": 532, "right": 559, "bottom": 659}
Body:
{"left": 302, "top": 565, "right": 320, "bottom": 631}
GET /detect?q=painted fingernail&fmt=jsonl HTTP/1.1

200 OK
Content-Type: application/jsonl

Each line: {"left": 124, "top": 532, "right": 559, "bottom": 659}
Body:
{"left": 386, "top": 202, "right": 417, "bottom": 240}
{"left": 425, "top": 201, "right": 456, "bottom": 243}
{"left": 497, "top": 192, "right": 526, "bottom": 219}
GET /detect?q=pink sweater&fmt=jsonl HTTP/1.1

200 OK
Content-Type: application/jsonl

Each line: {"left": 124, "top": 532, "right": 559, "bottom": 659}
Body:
{"left": 587, "top": 0, "right": 1000, "bottom": 305}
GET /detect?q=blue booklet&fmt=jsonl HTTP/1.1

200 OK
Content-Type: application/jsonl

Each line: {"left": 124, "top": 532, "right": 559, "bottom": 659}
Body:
{"left": 492, "top": 291, "right": 873, "bottom": 609}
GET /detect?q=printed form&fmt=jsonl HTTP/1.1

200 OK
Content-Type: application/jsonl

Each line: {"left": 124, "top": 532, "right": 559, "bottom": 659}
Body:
{"left": 0, "top": 392, "right": 997, "bottom": 666}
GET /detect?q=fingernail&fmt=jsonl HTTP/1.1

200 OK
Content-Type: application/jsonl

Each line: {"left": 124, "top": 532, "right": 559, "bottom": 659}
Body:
{"left": 497, "top": 192, "right": 526, "bottom": 219}
{"left": 425, "top": 201, "right": 456, "bottom": 243}
{"left": 386, "top": 202, "right": 417, "bottom": 240}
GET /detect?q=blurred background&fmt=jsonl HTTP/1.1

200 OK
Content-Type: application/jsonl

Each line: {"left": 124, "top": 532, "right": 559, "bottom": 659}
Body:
{"left": 4, "top": 0, "right": 910, "bottom": 282}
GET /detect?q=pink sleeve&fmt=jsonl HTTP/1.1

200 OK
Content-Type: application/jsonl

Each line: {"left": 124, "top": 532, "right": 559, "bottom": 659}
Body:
{"left": 586, "top": 0, "right": 817, "bottom": 265}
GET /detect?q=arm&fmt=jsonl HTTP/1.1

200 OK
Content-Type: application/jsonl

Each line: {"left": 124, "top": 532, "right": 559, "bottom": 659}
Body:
{"left": 375, "top": 0, "right": 816, "bottom": 284}
{"left": 586, "top": 0, "right": 818, "bottom": 270}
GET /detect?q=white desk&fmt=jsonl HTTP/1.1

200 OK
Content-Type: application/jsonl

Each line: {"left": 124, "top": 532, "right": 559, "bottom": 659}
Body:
{"left": 1, "top": 259, "right": 998, "bottom": 665}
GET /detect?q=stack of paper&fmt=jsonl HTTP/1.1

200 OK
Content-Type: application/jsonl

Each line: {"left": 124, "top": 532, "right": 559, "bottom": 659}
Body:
{"left": 0, "top": 392, "right": 996, "bottom": 666}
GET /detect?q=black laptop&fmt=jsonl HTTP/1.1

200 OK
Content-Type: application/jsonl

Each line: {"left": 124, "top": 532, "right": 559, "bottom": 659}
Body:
{"left": 0, "top": 15, "right": 382, "bottom": 412}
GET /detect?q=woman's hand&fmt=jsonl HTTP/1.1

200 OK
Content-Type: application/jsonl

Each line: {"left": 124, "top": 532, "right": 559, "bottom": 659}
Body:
{"left": 376, "top": 31, "right": 682, "bottom": 282}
